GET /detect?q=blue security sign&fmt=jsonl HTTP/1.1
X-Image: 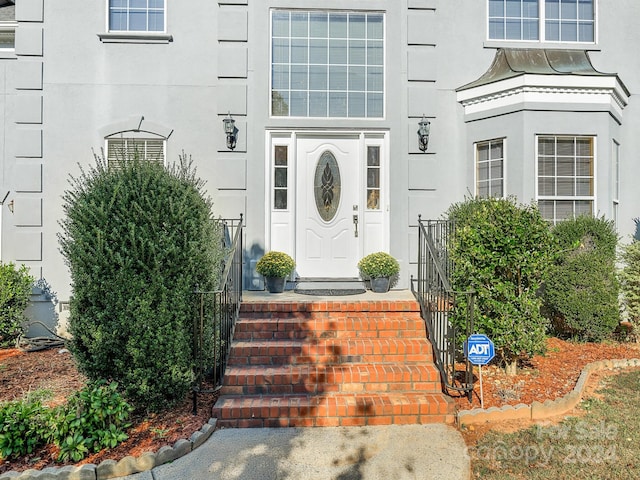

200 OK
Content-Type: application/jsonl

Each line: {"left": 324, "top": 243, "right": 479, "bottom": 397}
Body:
{"left": 464, "top": 334, "right": 495, "bottom": 366}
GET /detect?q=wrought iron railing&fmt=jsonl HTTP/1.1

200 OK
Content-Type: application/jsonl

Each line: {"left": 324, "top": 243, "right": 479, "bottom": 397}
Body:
{"left": 192, "top": 215, "right": 243, "bottom": 414}
{"left": 412, "top": 216, "right": 475, "bottom": 401}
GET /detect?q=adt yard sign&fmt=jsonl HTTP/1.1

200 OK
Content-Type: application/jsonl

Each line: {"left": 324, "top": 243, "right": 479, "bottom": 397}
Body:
{"left": 464, "top": 334, "right": 495, "bottom": 366}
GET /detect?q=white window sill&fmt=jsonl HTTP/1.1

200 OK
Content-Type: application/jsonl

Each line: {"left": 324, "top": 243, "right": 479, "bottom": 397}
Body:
{"left": 483, "top": 40, "right": 600, "bottom": 51}
{"left": 0, "top": 49, "right": 16, "bottom": 59}
{"left": 98, "top": 32, "right": 173, "bottom": 44}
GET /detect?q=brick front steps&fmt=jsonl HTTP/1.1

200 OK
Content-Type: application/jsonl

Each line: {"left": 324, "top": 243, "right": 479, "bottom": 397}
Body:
{"left": 212, "top": 297, "right": 455, "bottom": 427}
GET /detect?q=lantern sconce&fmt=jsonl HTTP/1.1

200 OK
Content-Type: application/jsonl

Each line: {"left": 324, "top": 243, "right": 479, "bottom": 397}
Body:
{"left": 222, "top": 112, "right": 237, "bottom": 151}
{"left": 417, "top": 115, "right": 431, "bottom": 152}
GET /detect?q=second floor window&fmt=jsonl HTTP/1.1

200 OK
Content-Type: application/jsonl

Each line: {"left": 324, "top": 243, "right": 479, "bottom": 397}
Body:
{"left": 0, "top": 1, "right": 16, "bottom": 50}
{"left": 271, "top": 10, "right": 384, "bottom": 118}
{"left": 109, "top": 0, "right": 165, "bottom": 33}
{"left": 488, "top": 0, "right": 594, "bottom": 43}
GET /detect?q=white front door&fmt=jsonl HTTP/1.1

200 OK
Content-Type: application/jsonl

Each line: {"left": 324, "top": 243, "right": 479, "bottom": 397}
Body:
{"left": 296, "top": 136, "right": 360, "bottom": 278}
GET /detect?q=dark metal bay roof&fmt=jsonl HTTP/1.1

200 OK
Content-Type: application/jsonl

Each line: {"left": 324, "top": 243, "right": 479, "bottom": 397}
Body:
{"left": 457, "top": 48, "right": 619, "bottom": 91}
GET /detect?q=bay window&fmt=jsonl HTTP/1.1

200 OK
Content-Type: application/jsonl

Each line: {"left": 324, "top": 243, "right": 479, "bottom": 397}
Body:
{"left": 537, "top": 135, "right": 594, "bottom": 224}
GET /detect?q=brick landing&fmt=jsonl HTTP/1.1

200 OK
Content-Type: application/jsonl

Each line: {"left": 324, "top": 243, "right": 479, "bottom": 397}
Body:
{"left": 212, "top": 293, "right": 455, "bottom": 427}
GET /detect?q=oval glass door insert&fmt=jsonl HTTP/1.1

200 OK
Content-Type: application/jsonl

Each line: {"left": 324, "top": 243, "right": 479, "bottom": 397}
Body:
{"left": 314, "top": 151, "right": 341, "bottom": 222}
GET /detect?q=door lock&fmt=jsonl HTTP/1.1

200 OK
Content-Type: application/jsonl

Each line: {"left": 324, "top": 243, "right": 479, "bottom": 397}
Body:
{"left": 353, "top": 214, "right": 359, "bottom": 237}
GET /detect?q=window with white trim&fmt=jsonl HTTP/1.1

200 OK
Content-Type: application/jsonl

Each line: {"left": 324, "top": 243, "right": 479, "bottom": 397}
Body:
{"left": 106, "top": 136, "right": 165, "bottom": 168}
{"left": 537, "top": 135, "right": 594, "bottom": 224}
{"left": 488, "top": 0, "right": 595, "bottom": 42}
{"left": 273, "top": 145, "right": 289, "bottom": 210}
{"left": 366, "top": 146, "right": 381, "bottom": 209}
{"left": 108, "top": 0, "right": 165, "bottom": 33}
{"left": 0, "top": 1, "right": 16, "bottom": 50}
{"left": 475, "top": 139, "right": 505, "bottom": 198}
{"left": 271, "top": 10, "right": 384, "bottom": 118}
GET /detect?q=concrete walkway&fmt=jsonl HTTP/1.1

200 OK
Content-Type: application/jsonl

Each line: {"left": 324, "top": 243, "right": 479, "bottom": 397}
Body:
{"left": 122, "top": 424, "right": 470, "bottom": 480}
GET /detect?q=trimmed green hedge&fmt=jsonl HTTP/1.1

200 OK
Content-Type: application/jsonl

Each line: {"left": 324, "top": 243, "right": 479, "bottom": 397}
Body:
{"left": 59, "top": 154, "right": 224, "bottom": 411}
{"left": 447, "top": 197, "right": 553, "bottom": 369}
{"left": 0, "top": 263, "right": 34, "bottom": 347}
{"left": 544, "top": 215, "right": 619, "bottom": 341}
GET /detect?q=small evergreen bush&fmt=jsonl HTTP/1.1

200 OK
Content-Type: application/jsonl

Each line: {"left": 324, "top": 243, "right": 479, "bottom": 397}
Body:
{"left": 59, "top": 153, "right": 225, "bottom": 411}
{"left": 0, "top": 263, "right": 34, "bottom": 347}
{"left": 544, "top": 215, "right": 619, "bottom": 341}
{"left": 446, "top": 197, "right": 554, "bottom": 372}
{"left": 620, "top": 240, "right": 640, "bottom": 324}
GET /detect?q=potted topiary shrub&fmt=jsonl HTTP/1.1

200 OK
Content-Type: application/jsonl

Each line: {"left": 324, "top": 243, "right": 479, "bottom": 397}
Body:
{"left": 358, "top": 252, "right": 400, "bottom": 293}
{"left": 256, "top": 251, "right": 296, "bottom": 293}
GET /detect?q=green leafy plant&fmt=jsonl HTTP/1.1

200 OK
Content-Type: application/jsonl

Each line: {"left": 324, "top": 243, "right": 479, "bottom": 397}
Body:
{"left": 619, "top": 239, "right": 640, "bottom": 325}
{"left": 255, "top": 251, "right": 296, "bottom": 278}
{"left": 59, "top": 153, "right": 225, "bottom": 412}
{"left": 357, "top": 252, "right": 400, "bottom": 279}
{"left": 50, "top": 381, "right": 132, "bottom": 462}
{"left": 544, "top": 215, "right": 619, "bottom": 341}
{"left": 447, "top": 197, "right": 554, "bottom": 374}
{"left": 0, "top": 262, "right": 34, "bottom": 347}
{"left": 0, "top": 391, "right": 53, "bottom": 459}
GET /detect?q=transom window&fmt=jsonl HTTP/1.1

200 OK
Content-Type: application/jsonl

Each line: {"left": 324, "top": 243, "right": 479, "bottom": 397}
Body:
{"left": 488, "top": 0, "right": 595, "bottom": 42}
{"left": 109, "top": 0, "right": 165, "bottom": 33}
{"left": 475, "top": 139, "right": 505, "bottom": 198}
{"left": 537, "top": 135, "right": 594, "bottom": 224}
{"left": 106, "top": 136, "right": 165, "bottom": 168}
{"left": 271, "top": 10, "right": 384, "bottom": 118}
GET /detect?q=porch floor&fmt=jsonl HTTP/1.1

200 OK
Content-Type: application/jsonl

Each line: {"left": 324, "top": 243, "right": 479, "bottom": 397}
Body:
{"left": 242, "top": 288, "right": 416, "bottom": 303}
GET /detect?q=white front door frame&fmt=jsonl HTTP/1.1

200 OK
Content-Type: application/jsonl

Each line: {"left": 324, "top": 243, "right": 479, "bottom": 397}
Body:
{"left": 265, "top": 130, "right": 389, "bottom": 279}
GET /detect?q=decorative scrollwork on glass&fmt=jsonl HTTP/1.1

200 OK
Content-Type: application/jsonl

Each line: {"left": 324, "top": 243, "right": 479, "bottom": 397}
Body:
{"left": 314, "top": 151, "right": 341, "bottom": 222}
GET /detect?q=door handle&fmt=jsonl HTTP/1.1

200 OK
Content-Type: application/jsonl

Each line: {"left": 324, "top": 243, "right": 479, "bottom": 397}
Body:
{"left": 353, "top": 214, "right": 359, "bottom": 237}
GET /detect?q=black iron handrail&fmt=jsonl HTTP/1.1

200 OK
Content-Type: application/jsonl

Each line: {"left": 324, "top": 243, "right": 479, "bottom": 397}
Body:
{"left": 192, "top": 215, "right": 243, "bottom": 414}
{"left": 412, "top": 216, "right": 475, "bottom": 401}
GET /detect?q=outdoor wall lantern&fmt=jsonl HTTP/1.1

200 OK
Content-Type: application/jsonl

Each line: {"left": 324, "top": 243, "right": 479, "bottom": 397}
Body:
{"left": 417, "top": 115, "right": 431, "bottom": 152}
{"left": 223, "top": 112, "right": 237, "bottom": 150}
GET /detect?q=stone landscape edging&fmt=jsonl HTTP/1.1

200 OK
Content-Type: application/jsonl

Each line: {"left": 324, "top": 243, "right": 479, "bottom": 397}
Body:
{"left": 457, "top": 358, "right": 640, "bottom": 427}
{"left": 0, "top": 419, "right": 218, "bottom": 480}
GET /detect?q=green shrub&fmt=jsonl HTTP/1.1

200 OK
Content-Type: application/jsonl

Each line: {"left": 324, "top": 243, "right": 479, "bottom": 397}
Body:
{"left": 446, "top": 197, "right": 554, "bottom": 372}
{"left": 358, "top": 252, "right": 400, "bottom": 279}
{"left": 50, "top": 381, "right": 132, "bottom": 462}
{"left": 0, "top": 263, "right": 34, "bottom": 347}
{"left": 544, "top": 215, "right": 619, "bottom": 341}
{"left": 59, "top": 153, "right": 225, "bottom": 411}
{"left": 0, "top": 383, "right": 132, "bottom": 462}
{"left": 620, "top": 240, "right": 640, "bottom": 323}
{"left": 0, "top": 392, "right": 52, "bottom": 459}
{"left": 255, "top": 251, "right": 296, "bottom": 278}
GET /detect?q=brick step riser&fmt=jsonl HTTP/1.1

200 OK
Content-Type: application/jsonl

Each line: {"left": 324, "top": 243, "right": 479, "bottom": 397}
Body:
{"left": 222, "top": 365, "right": 441, "bottom": 386}
{"left": 220, "top": 381, "right": 442, "bottom": 396}
{"left": 227, "top": 353, "right": 432, "bottom": 366}
{"left": 212, "top": 394, "right": 454, "bottom": 428}
{"left": 235, "top": 317, "right": 426, "bottom": 334}
{"left": 215, "top": 415, "right": 454, "bottom": 428}
{"left": 228, "top": 340, "right": 433, "bottom": 358}
{"left": 232, "top": 329, "right": 427, "bottom": 341}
